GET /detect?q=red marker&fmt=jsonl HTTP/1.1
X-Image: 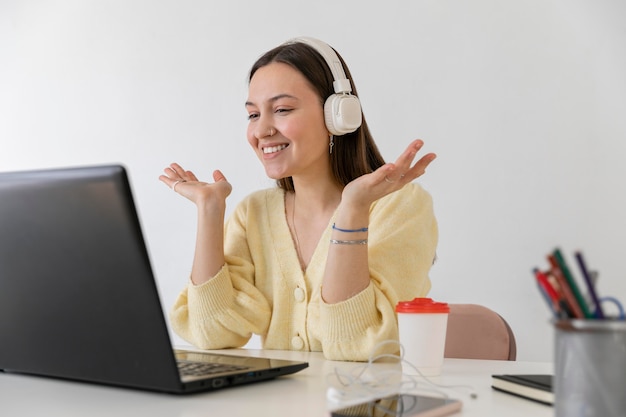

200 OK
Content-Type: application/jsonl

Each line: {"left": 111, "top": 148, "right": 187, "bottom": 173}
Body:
{"left": 534, "top": 268, "right": 562, "bottom": 317}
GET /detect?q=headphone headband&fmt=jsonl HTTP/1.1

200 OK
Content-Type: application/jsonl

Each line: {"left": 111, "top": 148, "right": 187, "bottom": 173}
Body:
{"left": 288, "top": 37, "right": 353, "bottom": 95}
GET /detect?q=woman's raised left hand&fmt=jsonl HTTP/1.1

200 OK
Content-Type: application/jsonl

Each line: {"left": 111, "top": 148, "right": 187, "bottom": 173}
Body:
{"left": 341, "top": 139, "right": 436, "bottom": 209}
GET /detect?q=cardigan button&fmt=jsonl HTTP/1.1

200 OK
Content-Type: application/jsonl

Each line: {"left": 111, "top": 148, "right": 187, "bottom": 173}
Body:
{"left": 294, "top": 287, "right": 305, "bottom": 302}
{"left": 291, "top": 336, "right": 304, "bottom": 350}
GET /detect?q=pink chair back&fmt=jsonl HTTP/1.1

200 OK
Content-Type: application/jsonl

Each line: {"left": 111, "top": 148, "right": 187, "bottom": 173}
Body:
{"left": 444, "top": 304, "right": 517, "bottom": 360}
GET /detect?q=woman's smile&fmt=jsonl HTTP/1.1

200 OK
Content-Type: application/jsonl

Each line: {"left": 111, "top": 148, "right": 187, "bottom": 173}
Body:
{"left": 262, "top": 143, "right": 289, "bottom": 155}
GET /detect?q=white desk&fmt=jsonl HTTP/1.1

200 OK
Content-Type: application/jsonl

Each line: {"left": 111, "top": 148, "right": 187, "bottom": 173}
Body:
{"left": 1, "top": 348, "right": 553, "bottom": 417}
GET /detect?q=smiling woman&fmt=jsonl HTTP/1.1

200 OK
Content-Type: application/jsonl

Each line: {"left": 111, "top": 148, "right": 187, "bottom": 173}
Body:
{"left": 158, "top": 37, "right": 438, "bottom": 361}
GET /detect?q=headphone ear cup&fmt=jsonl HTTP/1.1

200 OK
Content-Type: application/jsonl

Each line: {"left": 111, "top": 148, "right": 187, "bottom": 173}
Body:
{"left": 324, "top": 94, "right": 362, "bottom": 136}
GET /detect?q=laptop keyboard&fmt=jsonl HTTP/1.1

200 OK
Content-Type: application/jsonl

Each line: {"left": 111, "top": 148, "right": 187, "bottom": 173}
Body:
{"left": 177, "top": 360, "right": 251, "bottom": 377}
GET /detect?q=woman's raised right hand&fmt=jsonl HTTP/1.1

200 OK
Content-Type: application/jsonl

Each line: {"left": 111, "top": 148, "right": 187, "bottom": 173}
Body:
{"left": 159, "top": 163, "right": 232, "bottom": 206}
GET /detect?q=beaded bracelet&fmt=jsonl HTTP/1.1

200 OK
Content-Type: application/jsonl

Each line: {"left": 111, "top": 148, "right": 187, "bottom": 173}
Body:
{"left": 332, "top": 223, "right": 369, "bottom": 233}
{"left": 330, "top": 239, "right": 368, "bottom": 245}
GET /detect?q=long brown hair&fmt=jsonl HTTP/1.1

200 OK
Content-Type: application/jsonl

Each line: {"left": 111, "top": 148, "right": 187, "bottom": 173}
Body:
{"left": 248, "top": 40, "right": 386, "bottom": 191}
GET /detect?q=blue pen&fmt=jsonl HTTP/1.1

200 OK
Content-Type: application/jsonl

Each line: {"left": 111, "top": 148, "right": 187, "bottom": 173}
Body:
{"left": 574, "top": 251, "right": 605, "bottom": 319}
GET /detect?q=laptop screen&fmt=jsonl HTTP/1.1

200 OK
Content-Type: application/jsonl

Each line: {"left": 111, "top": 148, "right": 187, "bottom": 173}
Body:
{"left": 0, "top": 165, "right": 183, "bottom": 391}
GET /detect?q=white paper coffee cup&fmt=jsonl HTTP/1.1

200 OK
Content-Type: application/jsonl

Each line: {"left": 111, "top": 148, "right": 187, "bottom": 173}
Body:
{"left": 396, "top": 297, "right": 450, "bottom": 376}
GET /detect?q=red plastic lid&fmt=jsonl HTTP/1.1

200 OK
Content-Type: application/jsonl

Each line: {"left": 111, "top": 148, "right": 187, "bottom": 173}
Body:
{"left": 396, "top": 297, "right": 450, "bottom": 314}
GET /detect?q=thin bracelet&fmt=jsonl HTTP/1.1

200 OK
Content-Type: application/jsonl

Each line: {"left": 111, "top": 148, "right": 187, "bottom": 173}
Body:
{"left": 332, "top": 223, "right": 369, "bottom": 233}
{"left": 330, "top": 239, "right": 368, "bottom": 245}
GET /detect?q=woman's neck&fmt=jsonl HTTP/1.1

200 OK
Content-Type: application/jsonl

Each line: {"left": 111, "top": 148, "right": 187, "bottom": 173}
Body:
{"left": 290, "top": 177, "right": 342, "bottom": 213}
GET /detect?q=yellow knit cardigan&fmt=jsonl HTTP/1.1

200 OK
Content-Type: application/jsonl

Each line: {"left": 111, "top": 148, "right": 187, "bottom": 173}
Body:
{"left": 170, "top": 183, "right": 438, "bottom": 361}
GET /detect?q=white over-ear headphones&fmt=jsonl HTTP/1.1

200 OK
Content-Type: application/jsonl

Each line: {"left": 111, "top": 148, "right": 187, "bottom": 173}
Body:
{"left": 288, "top": 37, "right": 363, "bottom": 136}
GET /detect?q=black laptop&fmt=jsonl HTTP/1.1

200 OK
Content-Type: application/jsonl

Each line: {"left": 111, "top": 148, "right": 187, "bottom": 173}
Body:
{"left": 0, "top": 164, "right": 308, "bottom": 394}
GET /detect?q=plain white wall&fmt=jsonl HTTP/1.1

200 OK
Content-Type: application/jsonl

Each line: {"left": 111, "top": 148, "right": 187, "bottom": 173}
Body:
{"left": 2, "top": 0, "right": 625, "bottom": 362}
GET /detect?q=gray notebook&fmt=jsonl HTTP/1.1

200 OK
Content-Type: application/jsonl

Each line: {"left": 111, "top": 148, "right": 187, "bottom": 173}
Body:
{"left": 0, "top": 164, "right": 307, "bottom": 394}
